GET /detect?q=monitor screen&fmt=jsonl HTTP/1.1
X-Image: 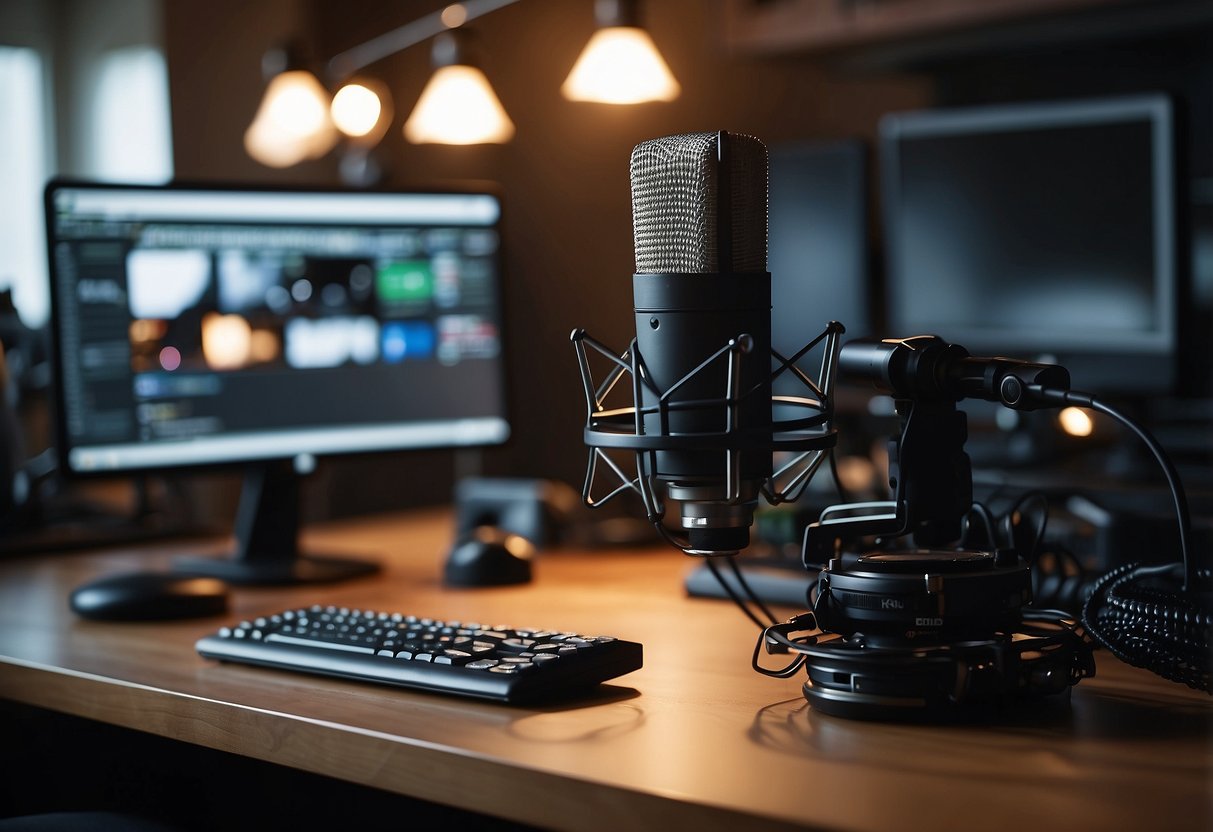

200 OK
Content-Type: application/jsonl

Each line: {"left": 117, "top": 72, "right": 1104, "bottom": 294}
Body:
{"left": 769, "top": 140, "right": 871, "bottom": 354}
{"left": 879, "top": 94, "right": 1177, "bottom": 395}
{"left": 768, "top": 140, "right": 871, "bottom": 408}
{"left": 45, "top": 181, "right": 511, "bottom": 477}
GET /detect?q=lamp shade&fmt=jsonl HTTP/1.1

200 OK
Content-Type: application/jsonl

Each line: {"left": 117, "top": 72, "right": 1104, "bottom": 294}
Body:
{"left": 244, "top": 116, "right": 312, "bottom": 168}
{"left": 245, "top": 68, "right": 337, "bottom": 167}
{"left": 562, "top": 25, "right": 680, "bottom": 104}
{"left": 403, "top": 37, "right": 515, "bottom": 146}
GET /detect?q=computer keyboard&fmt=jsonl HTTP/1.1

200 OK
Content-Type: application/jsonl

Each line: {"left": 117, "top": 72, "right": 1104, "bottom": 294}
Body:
{"left": 195, "top": 605, "right": 643, "bottom": 704}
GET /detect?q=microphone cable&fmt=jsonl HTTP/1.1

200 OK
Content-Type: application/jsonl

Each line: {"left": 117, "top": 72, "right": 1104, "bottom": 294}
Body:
{"left": 963, "top": 490, "right": 1094, "bottom": 615}
{"left": 705, "top": 556, "right": 777, "bottom": 629}
{"left": 1025, "top": 386, "right": 1211, "bottom": 693}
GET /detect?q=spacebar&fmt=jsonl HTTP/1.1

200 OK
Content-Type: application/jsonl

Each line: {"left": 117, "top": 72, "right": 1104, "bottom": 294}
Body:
{"left": 264, "top": 633, "right": 376, "bottom": 653}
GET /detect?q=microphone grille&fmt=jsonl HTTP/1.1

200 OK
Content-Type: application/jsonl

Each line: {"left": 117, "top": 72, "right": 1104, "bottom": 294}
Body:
{"left": 630, "top": 131, "right": 768, "bottom": 274}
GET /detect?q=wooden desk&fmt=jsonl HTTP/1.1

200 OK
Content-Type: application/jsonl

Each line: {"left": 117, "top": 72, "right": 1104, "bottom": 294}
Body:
{"left": 0, "top": 508, "right": 1209, "bottom": 831}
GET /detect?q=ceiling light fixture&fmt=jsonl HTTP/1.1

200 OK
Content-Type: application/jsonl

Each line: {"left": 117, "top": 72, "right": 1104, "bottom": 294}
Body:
{"left": 403, "top": 28, "right": 515, "bottom": 145}
{"left": 562, "top": 0, "right": 680, "bottom": 104}
{"left": 245, "top": 0, "right": 679, "bottom": 176}
{"left": 244, "top": 45, "right": 338, "bottom": 168}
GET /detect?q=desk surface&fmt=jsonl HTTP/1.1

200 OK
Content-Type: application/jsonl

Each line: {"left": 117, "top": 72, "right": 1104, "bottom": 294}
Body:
{"left": 1, "top": 508, "right": 1210, "bottom": 832}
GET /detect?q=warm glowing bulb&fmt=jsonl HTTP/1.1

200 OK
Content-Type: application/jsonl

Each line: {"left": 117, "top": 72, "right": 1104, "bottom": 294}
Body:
{"left": 264, "top": 70, "right": 332, "bottom": 138}
{"left": 1058, "top": 406, "right": 1095, "bottom": 438}
{"left": 403, "top": 65, "right": 515, "bottom": 145}
{"left": 245, "top": 69, "right": 336, "bottom": 167}
{"left": 244, "top": 115, "right": 312, "bottom": 168}
{"left": 331, "top": 83, "right": 383, "bottom": 138}
{"left": 441, "top": 4, "right": 468, "bottom": 27}
{"left": 562, "top": 27, "right": 680, "bottom": 104}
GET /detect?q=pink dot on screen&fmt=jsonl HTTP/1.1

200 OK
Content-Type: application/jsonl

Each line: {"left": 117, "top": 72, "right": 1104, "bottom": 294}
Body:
{"left": 159, "top": 346, "right": 182, "bottom": 371}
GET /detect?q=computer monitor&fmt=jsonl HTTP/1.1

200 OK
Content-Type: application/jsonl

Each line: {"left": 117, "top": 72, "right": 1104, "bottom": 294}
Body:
{"left": 45, "top": 180, "right": 511, "bottom": 584}
{"left": 879, "top": 93, "right": 1178, "bottom": 396}
{"left": 768, "top": 139, "right": 871, "bottom": 397}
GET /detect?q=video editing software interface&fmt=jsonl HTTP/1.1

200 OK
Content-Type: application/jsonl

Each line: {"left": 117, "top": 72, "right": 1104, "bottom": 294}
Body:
{"left": 47, "top": 184, "right": 510, "bottom": 474}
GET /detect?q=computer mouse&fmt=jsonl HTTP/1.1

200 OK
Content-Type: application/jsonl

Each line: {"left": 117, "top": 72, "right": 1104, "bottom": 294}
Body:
{"left": 70, "top": 571, "right": 230, "bottom": 621}
{"left": 443, "top": 526, "right": 534, "bottom": 587}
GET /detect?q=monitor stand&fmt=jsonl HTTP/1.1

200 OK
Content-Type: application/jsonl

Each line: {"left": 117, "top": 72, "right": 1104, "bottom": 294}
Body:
{"left": 174, "top": 460, "right": 380, "bottom": 586}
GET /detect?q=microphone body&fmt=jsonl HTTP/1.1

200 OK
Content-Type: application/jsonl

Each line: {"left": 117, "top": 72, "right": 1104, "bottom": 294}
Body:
{"left": 629, "top": 131, "right": 770, "bottom": 554}
{"left": 573, "top": 130, "right": 839, "bottom": 558}
{"left": 633, "top": 272, "right": 772, "bottom": 552}
{"left": 633, "top": 273, "right": 772, "bottom": 480}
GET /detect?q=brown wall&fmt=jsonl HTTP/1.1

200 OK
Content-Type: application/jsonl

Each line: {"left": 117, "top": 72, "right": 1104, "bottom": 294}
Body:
{"left": 163, "top": 0, "right": 928, "bottom": 516}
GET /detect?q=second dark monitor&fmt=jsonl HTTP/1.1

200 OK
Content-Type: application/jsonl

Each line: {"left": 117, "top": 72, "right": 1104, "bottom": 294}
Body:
{"left": 768, "top": 139, "right": 871, "bottom": 385}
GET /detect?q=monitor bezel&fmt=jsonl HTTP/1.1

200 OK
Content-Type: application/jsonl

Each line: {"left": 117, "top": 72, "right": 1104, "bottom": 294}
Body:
{"left": 878, "top": 93, "right": 1178, "bottom": 395}
{"left": 44, "top": 177, "right": 513, "bottom": 480}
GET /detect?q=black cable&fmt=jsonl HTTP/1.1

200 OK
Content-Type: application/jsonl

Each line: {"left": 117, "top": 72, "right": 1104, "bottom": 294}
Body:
{"left": 725, "top": 556, "right": 778, "bottom": 625}
{"left": 1030, "top": 386, "right": 1195, "bottom": 589}
{"left": 968, "top": 490, "right": 1086, "bottom": 612}
{"left": 752, "top": 615, "right": 816, "bottom": 678}
{"left": 1082, "top": 562, "right": 1211, "bottom": 693}
{"left": 963, "top": 502, "right": 998, "bottom": 550}
{"left": 1031, "top": 542, "right": 1091, "bottom": 614}
{"left": 1027, "top": 385, "right": 1211, "bottom": 693}
{"left": 702, "top": 450, "right": 840, "bottom": 631}
{"left": 707, "top": 449, "right": 845, "bottom": 630}
{"left": 1086, "top": 397, "right": 1196, "bottom": 590}
{"left": 704, "top": 556, "right": 769, "bottom": 630}
{"left": 1006, "top": 491, "right": 1050, "bottom": 566}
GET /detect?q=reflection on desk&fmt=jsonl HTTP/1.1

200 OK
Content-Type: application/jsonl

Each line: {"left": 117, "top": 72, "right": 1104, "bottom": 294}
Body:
{"left": 0, "top": 508, "right": 1210, "bottom": 832}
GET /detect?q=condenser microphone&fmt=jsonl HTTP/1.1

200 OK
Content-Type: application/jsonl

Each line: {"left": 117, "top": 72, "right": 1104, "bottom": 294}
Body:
{"left": 571, "top": 131, "right": 841, "bottom": 559}
{"left": 629, "top": 131, "right": 771, "bottom": 554}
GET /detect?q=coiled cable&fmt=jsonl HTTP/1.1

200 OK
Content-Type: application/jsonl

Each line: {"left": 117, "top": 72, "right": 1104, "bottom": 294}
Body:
{"left": 1082, "top": 561, "right": 1212, "bottom": 693}
{"left": 1028, "top": 385, "right": 1212, "bottom": 694}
